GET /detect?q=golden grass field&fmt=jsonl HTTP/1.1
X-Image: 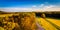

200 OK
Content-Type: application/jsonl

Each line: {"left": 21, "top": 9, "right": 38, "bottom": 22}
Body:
{"left": 0, "top": 13, "right": 60, "bottom": 30}
{"left": 37, "top": 18, "right": 60, "bottom": 30}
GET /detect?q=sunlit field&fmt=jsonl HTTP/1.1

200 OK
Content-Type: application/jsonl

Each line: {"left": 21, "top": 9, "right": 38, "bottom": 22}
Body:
{"left": 0, "top": 12, "right": 60, "bottom": 30}
{"left": 37, "top": 18, "right": 60, "bottom": 30}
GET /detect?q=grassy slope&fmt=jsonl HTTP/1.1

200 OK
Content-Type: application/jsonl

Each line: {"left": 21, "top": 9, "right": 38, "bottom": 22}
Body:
{"left": 37, "top": 18, "right": 60, "bottom": 30}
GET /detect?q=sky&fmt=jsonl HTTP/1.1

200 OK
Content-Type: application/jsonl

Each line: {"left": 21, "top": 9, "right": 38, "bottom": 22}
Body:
{"left": 0, "top": 0, "right": 60, "bottom": 12}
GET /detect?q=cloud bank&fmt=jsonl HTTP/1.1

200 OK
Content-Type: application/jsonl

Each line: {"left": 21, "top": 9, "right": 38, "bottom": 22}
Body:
{"left": 0, "top": 4, "right": 60, "bottom": 12}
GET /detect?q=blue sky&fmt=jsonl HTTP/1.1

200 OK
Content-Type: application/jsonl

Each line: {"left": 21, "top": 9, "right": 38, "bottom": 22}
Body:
{"left": 0, "top": 0, "right": 60, "bottom": 12}
{"left": 0, "top": 0, "right": 60, "bottom": 8}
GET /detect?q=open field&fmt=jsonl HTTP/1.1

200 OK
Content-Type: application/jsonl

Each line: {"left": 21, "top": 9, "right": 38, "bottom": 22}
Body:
{"left": 0, "top": 13, "right": 60, "bottom": 30}
{"left": 37, "top": 18, "right": 60, "bottom": 30}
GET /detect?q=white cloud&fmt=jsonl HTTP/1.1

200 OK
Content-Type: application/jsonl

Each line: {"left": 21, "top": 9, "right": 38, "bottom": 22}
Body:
{"left": 41, "top": 5, "right": 60, "bottom": 12}
{"left": 0, "top": 4, "right": 60, "bottom": 12}
{"left": 0, "top": 8, "right": 32, "bottom": 12}
{"left": 39, "top": 4, "right": 44, "bottom": 8}
{"left": 43, "top": 5, "right": 55, "bottom": 10}
{"left": 0, "top": 7, "right": 39, "bottom": 12}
